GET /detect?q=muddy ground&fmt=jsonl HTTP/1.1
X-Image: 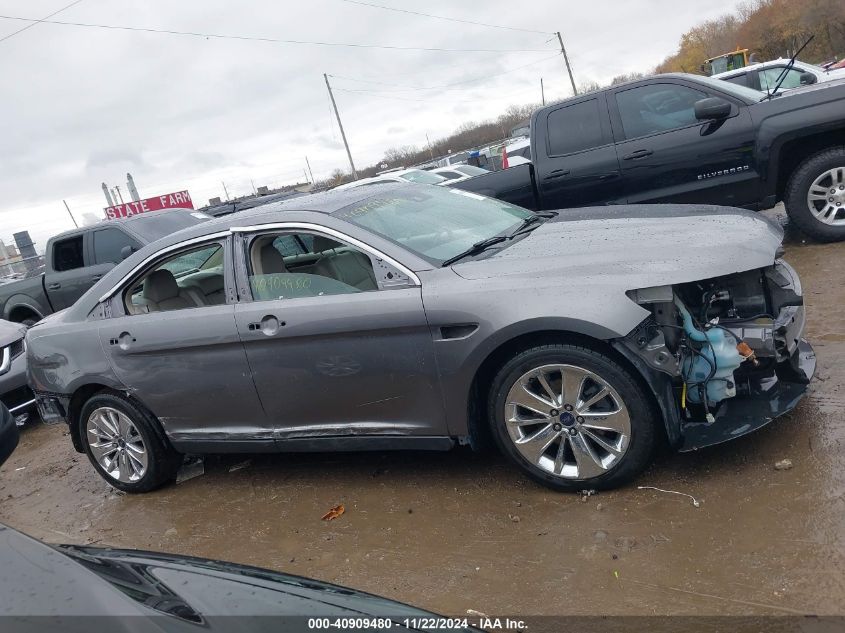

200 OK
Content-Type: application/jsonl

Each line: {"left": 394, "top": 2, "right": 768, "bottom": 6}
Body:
{"left": 1, "top": 213, "right": 843, "bottom": 619}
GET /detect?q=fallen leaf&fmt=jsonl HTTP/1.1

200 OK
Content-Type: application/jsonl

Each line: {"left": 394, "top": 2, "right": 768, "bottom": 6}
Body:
{"left": 321, "top": 504, "right": 345, "bottom": 521}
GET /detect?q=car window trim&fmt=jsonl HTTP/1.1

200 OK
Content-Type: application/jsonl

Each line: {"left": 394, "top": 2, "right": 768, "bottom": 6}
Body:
{"left": 230, "top": 222, "right": 421, "bottom": 286}
{"left": 97, "top": 230, "right": 232, "bottom": 303}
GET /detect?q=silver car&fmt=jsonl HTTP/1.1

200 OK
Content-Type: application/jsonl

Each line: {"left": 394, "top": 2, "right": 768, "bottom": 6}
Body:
{"left": 26, "top": 184, "right": 815, "bottom": 493}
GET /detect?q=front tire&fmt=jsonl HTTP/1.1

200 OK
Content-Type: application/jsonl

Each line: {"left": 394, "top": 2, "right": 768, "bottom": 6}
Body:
{"left": 784, "top": 146, "right": 845, "bottom": 242}
{"left": 488, "top": 344, "right": 659, "bottom": 492}
{"left": 80, "top": 393, "right": 180, "bottom": 493}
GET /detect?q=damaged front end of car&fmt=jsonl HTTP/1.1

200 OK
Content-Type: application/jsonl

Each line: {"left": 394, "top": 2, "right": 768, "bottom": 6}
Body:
{"left": 618, "top": 259, "right": 815, "bottom": 451}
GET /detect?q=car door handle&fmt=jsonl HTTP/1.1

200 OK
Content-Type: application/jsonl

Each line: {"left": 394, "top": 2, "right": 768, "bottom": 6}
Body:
{"left": 47, "top": 283, "right": 61, "bottom": 290}
{"left": 543, "top": 169, "right": 571, "bottom": 181}
{"left": 109, "top": 332, "right": 136, "bottom": 350}
{"left": 248, "top": 315, "right": 285, "bottom": 335}
{"left": 622, "top": 149, "right": 653, "bottom": 160}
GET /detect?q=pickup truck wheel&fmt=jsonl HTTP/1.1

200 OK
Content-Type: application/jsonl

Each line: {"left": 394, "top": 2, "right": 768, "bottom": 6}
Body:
{"left": 785, "top": 147, "right": 845, "bottom": 242}
{"left": 80, "top": 393, "right": 181, "bottom": 493}
{"left": 488, "top": 344, "right": 658, "bottom": 492}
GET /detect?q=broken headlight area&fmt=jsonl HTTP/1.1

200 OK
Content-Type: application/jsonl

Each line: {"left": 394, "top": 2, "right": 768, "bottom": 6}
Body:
{"left": 624, "top": 260, "right": 815, "bottom": 450}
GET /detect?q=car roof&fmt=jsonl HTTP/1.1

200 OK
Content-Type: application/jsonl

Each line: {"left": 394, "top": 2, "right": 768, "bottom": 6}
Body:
{"left": 233, "top": 181, "right": 410, "bottom": 219}
{"left": 712, "top": 58, "right": 811, "bottom": 78}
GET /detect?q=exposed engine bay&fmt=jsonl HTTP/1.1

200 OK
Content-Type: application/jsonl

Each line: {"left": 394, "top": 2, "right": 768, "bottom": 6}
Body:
{"left": 624, "top": 260, "right": 814, "bottom": 448}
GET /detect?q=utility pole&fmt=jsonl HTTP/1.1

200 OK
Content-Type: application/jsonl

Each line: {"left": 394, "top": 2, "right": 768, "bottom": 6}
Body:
{"left": 62, "top": 200, "right": 78, "bottom": 228}
{"left": 555, "top": 31, "right": 578, "bottom": 96}
{"left": 541, "top": 77, "right": 546, "bottom": 105}
{"left": 425, "top": 133, "right": 435, "bottom": 160}
{"left": 250, "top": 179, "right": 257, "bottom": 196}
{"left": 305, "top": 155, "right": 315, "bottom": 183}
{"left": 303, "top": 169, "right": 311, "bottom": 184}
{"left": 222, "top": 181, "right": 230, "bottom": 201}
{"left": 324, "top": 73, "right": 358, "bottom": 180}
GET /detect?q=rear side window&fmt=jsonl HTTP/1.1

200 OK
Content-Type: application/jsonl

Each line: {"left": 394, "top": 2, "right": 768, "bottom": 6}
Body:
{"left": 546, "top": 99, "right": 604, "bottom": 156}
{"left": 93, "top": 228, "right": 140, "bottom": 265}
{"left": 52, "top": 236, "right": 84, "bottom": 271}
{"left": 615, "top": 83, "right": 707, "bottom": 139}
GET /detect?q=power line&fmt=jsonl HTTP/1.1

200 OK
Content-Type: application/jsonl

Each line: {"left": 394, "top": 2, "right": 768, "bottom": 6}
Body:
{"left": 329, "top": 53, "right": 561, "bottom": 92}
{"left": 0, "top": 15, "right": 550, "bottom": 52}
{"left": 336, "top": 0, "right": 552, "bottom": 35}
{"left": 0, "top": 0, "right": 84, "bottom": 44}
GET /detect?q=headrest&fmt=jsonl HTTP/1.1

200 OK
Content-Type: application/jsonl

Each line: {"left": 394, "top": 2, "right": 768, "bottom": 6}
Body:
{"left": 142, "top": 269, "right": 180, "bottom": 303}
{"left": 260, "top": 244, "right": 287, "bottom": 274}
{"left": 312, "top": 235, "right": 343, "bottom": 253}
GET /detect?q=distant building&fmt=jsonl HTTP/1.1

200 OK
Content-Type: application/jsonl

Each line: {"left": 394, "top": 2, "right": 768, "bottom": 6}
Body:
{"left": 208, "top": 196, "right": 223, "bottom": 206}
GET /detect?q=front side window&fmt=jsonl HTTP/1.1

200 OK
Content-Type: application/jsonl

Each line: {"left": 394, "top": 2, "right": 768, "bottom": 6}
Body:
{"left": 93, "top": 228, "right": 140, "bottom": 265}
{"left": 759, "top": 66, "right": 805, "bottom": 91}
{"left": 334, "top": 186, "right": 533, "bottom": 265}
{"left": 546, "top": 99, "right": 604, "bottom": 156}
{"left": 52, "top": 236, "right": 84, "bottom": 271}
{"left": 247, "top": 232, "right": 379, "bottom": 302}
{"left": 615, "top": 83, "right": 707, "bottom": 139}
{"left": 124, "top": 243, "right": 224, "bottom": 314}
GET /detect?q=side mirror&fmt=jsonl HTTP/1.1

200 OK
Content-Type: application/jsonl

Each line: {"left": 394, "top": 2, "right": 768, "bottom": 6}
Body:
{"left": 694, "top": 97, "right": 731, "bottom": 121}
{"left": 120, "top": 245, "right": 136, "bottom": 260}
{"left": 799, "top": 72, "right": 817, "bottom": 85}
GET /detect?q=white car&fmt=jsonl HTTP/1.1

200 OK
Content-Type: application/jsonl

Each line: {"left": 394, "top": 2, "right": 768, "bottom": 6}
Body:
{"left": 334, "top": 168, "right": 447, "bottom": 191}
{"left": 431, "top": 164, "right": 489, "bottom": 184}
{"left": 714, "top": 58, "right": 845, "bottom": 93}
{"left": 503, "top": 137, "right": 531, "bottom": 167}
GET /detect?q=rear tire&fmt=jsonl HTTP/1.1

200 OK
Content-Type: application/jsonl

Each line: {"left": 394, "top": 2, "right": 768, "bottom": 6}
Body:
{"left": 80, "top": 393, "right": 180, "bottom": 493}
{"left": 784, "top": 146, "right": 845, "bottom": 242}
{"left": 487, "top": 343, "right": 659, "bottom": 492}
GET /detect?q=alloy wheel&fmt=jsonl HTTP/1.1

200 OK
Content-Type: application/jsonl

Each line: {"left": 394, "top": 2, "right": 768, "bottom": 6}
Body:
{"left": 504, "top": 364, "right": 631, "bottom": 479}
{"left": 86, "top": 406, "right": 148, "bottom": 483}
{"left": 807, "top": 167, "right": 845, "bottom": 226}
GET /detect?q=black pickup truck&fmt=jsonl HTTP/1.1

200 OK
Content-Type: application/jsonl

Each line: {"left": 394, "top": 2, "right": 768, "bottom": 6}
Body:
{"left": 456, "top": 73, "right": 845, "bottom": 241}
{"left": 0, "top": 209, "right": 209, "bottom": 325}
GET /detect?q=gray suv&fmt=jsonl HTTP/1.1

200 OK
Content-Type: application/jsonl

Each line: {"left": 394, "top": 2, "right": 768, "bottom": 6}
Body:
{"left": 26, "top": 184, "right": 815, "bottom": 493}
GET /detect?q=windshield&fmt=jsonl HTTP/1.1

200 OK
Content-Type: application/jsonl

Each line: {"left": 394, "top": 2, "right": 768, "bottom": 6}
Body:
{"left": 124, "top": 211, "right": 211, "bottom": 242}
{"left": 688, "top": 74, "right": 765, "bottom": 101}
{"left": 397, "top": 170, "right": 447, "bottom": 185}
{"left": 333, "top": 186, "right": 533, "bottom": 264}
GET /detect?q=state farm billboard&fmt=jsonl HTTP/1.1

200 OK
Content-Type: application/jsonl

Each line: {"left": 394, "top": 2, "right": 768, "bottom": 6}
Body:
{"left": 105, "top": 190, "right": 194, "bottom": 219}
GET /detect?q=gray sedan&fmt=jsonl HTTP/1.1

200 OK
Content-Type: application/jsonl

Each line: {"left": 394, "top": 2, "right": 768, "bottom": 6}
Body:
{"left": 26, "top": 183, "right": 815, "bottom": 493}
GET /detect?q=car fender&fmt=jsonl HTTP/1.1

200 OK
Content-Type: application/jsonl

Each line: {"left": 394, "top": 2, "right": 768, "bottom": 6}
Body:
{"left": 3, "top": 294, "right": 47, "bottom": 322}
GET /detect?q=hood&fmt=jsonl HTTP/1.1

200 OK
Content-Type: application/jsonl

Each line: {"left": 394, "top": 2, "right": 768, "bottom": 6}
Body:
{"left": 0, "top": 320, "right": 26, "bottom": 347}
{"left": 453, "top": 204, "right": 782, "bottom": 284}
{"left": 0, "top": 525, "right": 452, "bottom": 630}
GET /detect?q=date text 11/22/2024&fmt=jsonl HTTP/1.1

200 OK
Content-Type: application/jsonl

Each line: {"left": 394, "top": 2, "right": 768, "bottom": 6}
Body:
{"left": 306, "top": 616, "right": 527, "bottom": 629}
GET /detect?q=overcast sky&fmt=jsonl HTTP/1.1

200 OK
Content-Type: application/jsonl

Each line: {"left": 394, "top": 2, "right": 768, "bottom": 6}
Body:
{"left": 0, "top": 0, "right": 740, "bottom": 251}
